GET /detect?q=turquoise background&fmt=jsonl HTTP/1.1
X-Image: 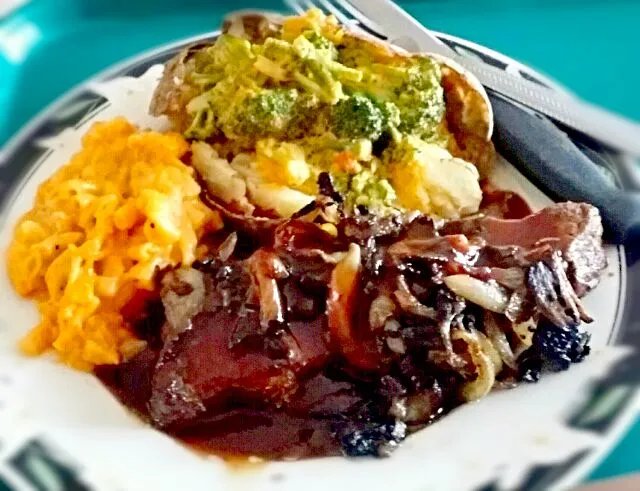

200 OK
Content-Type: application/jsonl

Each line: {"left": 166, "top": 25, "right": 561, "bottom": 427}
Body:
{"left": 0, "top": 0, "right": 638, "bottom": 485}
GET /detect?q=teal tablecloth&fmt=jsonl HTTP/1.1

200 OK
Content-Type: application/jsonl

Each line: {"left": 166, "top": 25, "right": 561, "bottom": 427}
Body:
{"left": 0, "top": 0, "right": 639, "bottom": 484}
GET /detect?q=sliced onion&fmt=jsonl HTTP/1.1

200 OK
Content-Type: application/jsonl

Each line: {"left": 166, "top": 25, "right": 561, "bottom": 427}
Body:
{"left": 484, "top": 312, "right": 517, "bottom": 370}
{"left": 511, "top": 317, "right": 537, "bottom": 358}
{"left": 390, "top": 385, "right": 444, "bottom": 424}
{"left": 386, "top": 337, "right": 406, "bottom": 354}
{"left": 217, "top": 232, "right": 238, "bottom": 262}
{"left": 394, "top": 276, "right": 437, "bottom": 319}
{"left": 369, "top": 295, "right": 396, "bottom": 330}
{"left": 327, "top": 244, "right": 379, "bottom": 370}
{"left": 246, "top": 250, "right": 289, "bottom": 328}
{"left": 161, "top": 267, "right": 206, "bottom": 341}
{"left": 384, "top": 319, "right": 401, "bottom": 333}
{"left": 504, "top": 290, "right": 526, "bottom": 323}
{"left": 453, "top": 329, "right": 496, "bottom": 402}
{"left": 475, "top": 330, "right": 503, "bottom": 375}
{"left": 443, "top": 275, "right": 509, "bottom": 313}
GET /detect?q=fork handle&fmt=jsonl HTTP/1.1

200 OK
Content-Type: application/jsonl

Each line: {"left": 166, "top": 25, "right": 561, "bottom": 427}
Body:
{"left": 489, "top": 92, "right": 640, "bottom": 245}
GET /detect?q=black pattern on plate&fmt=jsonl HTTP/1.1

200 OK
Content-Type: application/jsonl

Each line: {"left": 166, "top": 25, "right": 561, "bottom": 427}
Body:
{"left": 8, "top": 440, "right": 91, "bottom": 491}
{"left": 439, "top": 38, "right": 508, "bottom": 70}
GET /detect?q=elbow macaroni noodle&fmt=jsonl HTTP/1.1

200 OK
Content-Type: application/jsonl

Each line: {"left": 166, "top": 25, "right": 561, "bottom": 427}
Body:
{"left": 6, "top": 118, "right": 222, "bottom": 370}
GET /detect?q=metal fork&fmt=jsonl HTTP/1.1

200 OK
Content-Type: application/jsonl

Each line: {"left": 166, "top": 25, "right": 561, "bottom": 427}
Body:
{"left": 285, "top": 0, "right": 394, "bottom": 43}
{"left": 285, "top": 0, "right": 472, "bottom": 56}
{"left": 283, "top": 0, "right": 640, "bottom": 160}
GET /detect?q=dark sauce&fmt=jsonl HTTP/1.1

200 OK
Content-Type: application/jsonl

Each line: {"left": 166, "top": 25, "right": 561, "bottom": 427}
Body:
{"left": 480, "top": 180, "right": 532, "bottom": 219}
{"left": 96, "top": 185, "right": 536, "bottom": 462}
{"left": 96, "top": 363, "right": 373, "bottom": 460}
{"left": 176, "top": 409, "right": 340, "bottom": 460}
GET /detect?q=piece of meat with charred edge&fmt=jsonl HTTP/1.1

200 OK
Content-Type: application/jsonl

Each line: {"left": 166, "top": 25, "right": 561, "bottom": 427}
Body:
{"left": 394, "top": 275, "right": 437, "bottom": 320}
{"left": 148, "top": 311, "right": 331, "bottom": 429}
{"left": 334, "top": 419, "right": 407, "bottom": 458}
{"left": 317, "top": 172, "right": 344, "bottom": 203}
{"left": 274, "top": 220, "right": 344, "bottom": 257}
{"left": 388, "top": 235, "right": 479, "bottom": 271}
{"left": 177, "top": 409, "right": 341, "bottom": 459}
{"left": 441, "top": 202, "right": 607, "bottom": 294}
{"left": 527, "top": 252, "right": 592, "bottom": 329}
{"left": 200, "top": 191, "right": 285, "bottom": 240}
{"left": 149, "top": 310, "right": 296, "bottom": 428}
{"left": 341, "top": 212, "right": 423, "bottom": 245}
{"left": 389, "top": 379, "right": 445, "bottom": 425}
{"left": 95, "top": 348, "right": 159, "bottom": 415}
{"left": 286, "top": 373, "right": 365, "bottom": 418}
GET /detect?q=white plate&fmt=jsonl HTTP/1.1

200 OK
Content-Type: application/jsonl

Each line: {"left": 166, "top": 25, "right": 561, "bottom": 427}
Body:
{"left": 0, "top": 32, "right": 637, "bottom": 491}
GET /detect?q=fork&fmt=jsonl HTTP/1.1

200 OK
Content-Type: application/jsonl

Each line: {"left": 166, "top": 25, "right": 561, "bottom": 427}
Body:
{"left": 283, "top": 0, "right": 640, "bottom": 160}
{"left": 285, "top": 0, "right": 396, "bottom": 42}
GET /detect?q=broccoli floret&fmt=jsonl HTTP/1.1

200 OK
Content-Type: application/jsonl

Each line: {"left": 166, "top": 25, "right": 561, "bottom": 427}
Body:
{"left": 234, "top": 88, "right": 299, "bottom": 137}
{"left": 332, "top": 166, "right": 397, "bottom": 213}
{"left": 396, "top": 90, "right": 445, "bottom": 136}
{"left": 291, "top": 34, "right": 363, "bottom": 104}
{"left": 332, "top": 94, "right": 386, "bottom": 140}
{"left": 395, "top": 58, "right": 446, "bottom": 136}
{"left": 187, "top": 35, "right": 254, "bottom": 89}
{"left": 185, "top": 107, "right": 216, "bottom": 140}
{"left": 261, "top": 37, "right": 296, "bottom": 61}
{"left": 379, "top": 101, "right": 401, "bottom": 129}
{"left": 303, "top": 30, "right": 338, "bottom": 61}
{"left": 209, "top": 34, "right": 254, "bottom": 72}
{"left": 258, "top": 38, "right": 299, "bottom": 78}
{"left": 407, "top": 57, "right": 442, "bottom": 89}
{"left": 339, "top": 55, "right": 445, "bottom": 138}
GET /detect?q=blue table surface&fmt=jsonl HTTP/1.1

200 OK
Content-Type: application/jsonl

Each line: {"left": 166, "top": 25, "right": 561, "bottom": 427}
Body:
{"left": 0, "top": 0, "right": 638, "bottom": 484}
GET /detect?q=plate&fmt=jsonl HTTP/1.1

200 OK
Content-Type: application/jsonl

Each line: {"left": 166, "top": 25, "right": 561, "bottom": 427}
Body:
{"left": 0, "top": 31, "right": 638, "bottom": 491}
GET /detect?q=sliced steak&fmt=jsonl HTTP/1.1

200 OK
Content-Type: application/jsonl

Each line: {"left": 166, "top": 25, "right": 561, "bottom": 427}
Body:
{"left": 98, "top": 196, "right": 608, "bottom": 460}
{"left": 441, "top": 202, "right": 607, "bottom": 294}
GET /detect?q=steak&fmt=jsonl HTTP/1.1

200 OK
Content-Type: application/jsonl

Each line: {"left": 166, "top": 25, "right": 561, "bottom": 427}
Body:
{"left": 98, "top": 199, "right": 607, "bottom": 459}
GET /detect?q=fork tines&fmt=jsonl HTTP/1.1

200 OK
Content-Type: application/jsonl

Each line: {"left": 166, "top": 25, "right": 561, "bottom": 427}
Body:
{"left": 283, "top": 0, "right": 387, "bottom": 39}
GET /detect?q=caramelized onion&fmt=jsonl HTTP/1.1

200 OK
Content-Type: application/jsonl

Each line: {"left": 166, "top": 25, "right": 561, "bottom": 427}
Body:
{"left": 484, "top": 312, "right": 517, "bottom": 370}
{"left": 386, "top": 337, "right": 406, "bottom": 355}
{"left": 394, "top": 276, "right": 437, "bottom": 319}
{"left": 217, "top": 232, "right": 238, "bottom": 262}
{"left": 388, "top": 235, "right": 474, "bottom": 265}
{"left": 369, "top": 295, "right": 396, "bottom": 330}
{"left": 327, "top": 244, "right": 380, "bottom": 370}
{"left": 453, "top": 329, "right": 496, "bottom": 402}
{"left": 246, "top": 250, "right": 289, "bottom": 328}
{"left": 511, "top": 317, "right": 537, "bottom": 358}
{"left": 443, "top": 275, "right": 509, "bottom": 313}
{"left": 327, "top": 243, "right": 361, "bottom": 361}
{"left": 160, "top": 267, "right": 206, "bottom": 341}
